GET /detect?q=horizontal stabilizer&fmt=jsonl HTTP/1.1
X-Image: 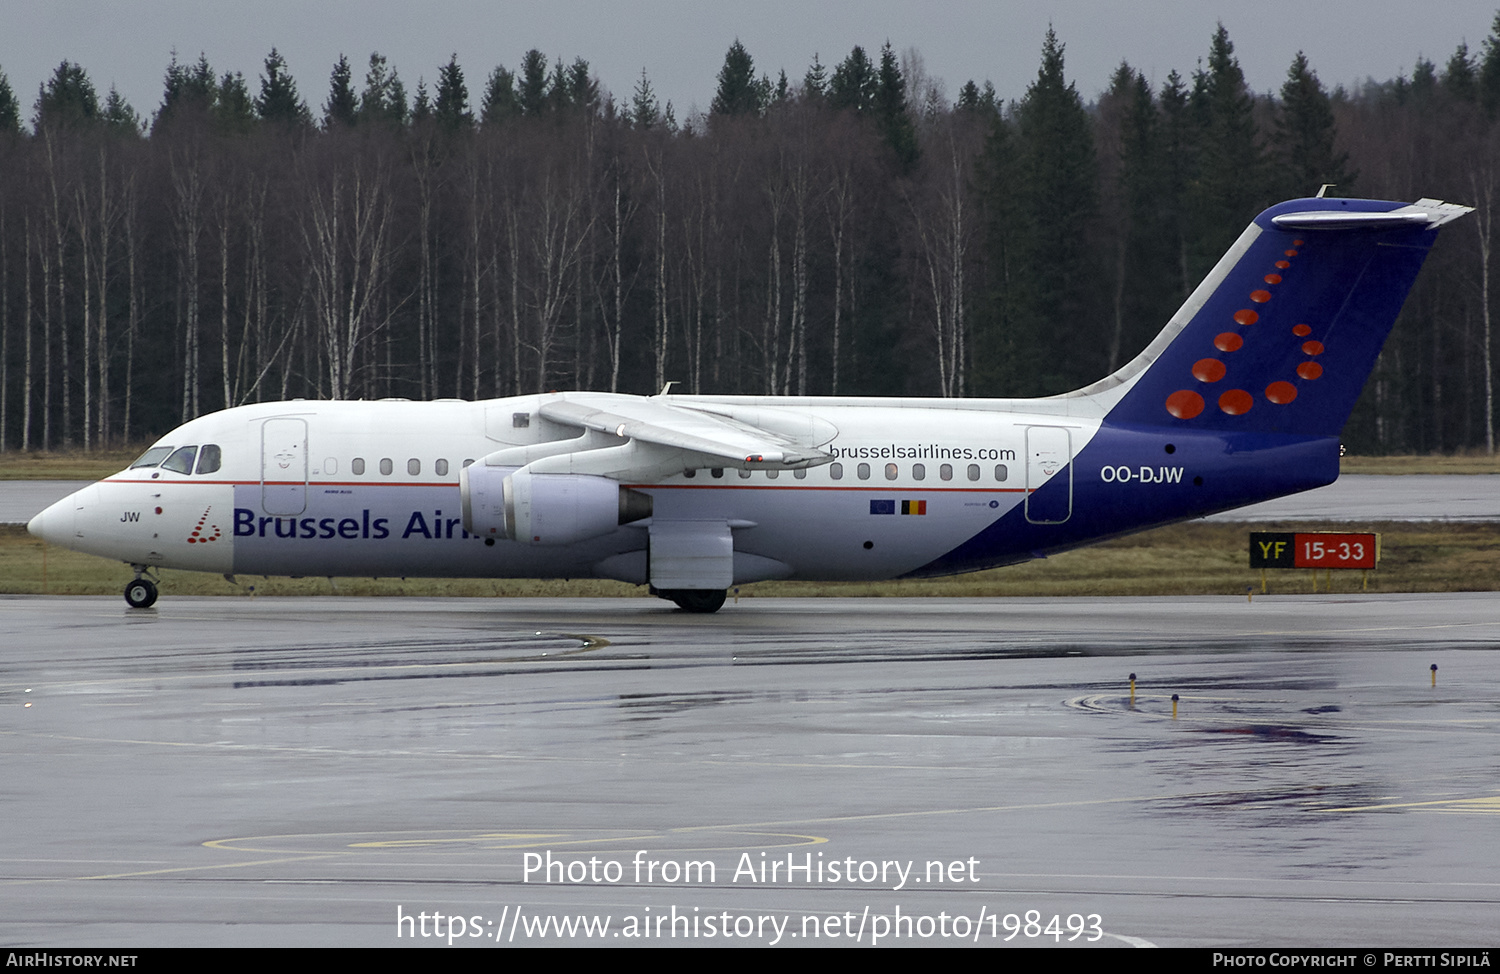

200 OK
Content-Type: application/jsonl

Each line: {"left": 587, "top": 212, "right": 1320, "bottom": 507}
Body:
{"left": 1271, "top": 198, "right": 1472, "bottom": 231}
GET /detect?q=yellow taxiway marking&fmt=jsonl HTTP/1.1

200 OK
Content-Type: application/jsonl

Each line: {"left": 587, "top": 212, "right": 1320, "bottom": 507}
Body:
{"left": 0, "top": 853, "right": 345, "bottom": 886}
{"left": 209, "top": 828, "right": 827, "bottom": 856}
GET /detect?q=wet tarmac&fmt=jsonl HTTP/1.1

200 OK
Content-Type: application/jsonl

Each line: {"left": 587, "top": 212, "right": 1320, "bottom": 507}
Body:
{"left": 2, "top": 594, "right": 1498, "bottom": 947}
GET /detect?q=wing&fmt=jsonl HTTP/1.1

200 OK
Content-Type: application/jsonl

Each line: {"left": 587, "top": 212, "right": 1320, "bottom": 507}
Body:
{"left": 474, "top": 392, "right": 837, "bottom": 482}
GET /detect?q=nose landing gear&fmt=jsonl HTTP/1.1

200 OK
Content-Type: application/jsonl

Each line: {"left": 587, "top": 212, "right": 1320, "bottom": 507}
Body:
{"left": 124, "top": 568, "right": 159, "bottom": 609}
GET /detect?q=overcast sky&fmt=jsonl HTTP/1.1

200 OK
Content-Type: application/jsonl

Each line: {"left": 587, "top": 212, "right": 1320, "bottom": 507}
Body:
{"left": 7, "top": 1, "right": 1500, "bottom": 123}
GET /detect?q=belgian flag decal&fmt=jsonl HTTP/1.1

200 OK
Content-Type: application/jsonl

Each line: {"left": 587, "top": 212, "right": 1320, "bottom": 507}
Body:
{"left": 871, "top": 499, "right": 927, "bottom": 515}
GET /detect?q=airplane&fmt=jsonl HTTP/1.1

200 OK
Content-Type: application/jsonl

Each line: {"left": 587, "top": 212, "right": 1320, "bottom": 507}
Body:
{"left": 27, "top": 196, "right": 1471, "bottom": 613}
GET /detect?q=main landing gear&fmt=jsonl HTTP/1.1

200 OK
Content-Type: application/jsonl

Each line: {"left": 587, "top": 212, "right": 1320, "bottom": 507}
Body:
{"left": 124, "top": 567, "right": 159, "bottom": 609}
{"left": 656, "top": 588, "right": 727, "bottom": 614}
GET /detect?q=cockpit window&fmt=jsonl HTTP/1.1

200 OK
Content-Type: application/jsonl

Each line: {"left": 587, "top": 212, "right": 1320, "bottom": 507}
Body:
{"left": 160, "top": 446, "right": 198, "bottom": 474}
{"left": 195, "top": 444, "right": 222, "bottom": 475}
{"left": 129, "top": 446, "right": 173, "bottom": 469}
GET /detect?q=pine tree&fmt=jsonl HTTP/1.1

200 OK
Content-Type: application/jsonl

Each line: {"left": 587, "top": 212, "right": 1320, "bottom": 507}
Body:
{"left": 0, "top": 68, "right": 21, "bottom": 134}
{"left": 34, "top": 61, "right": 98, "bottom": 129}
{"left": 1158, "top": 70, "right": 1195, "bottom": 299}
{"left": 957, "top": 79, "right": 1000, "bottom": 117}
{"left": 1187, "top": 25, "right": 1263, "bottom": 281}
{"left": 324, "top": 54, "right": 358, "bottom": 128}
{"left": 101, "top": 85, "right": 142, "bottom": 135}
{"left": 481, "top": 66, "right": 517, "bottom": 124}
{"left": 1114, "top": 68, "right": 1180, "bottom": 360}
{"left": 630, "top": 68, "right": 660, "bottom": 129}
{"left": 568, "top": 57, "right": 599, "bottom": 113}
{"left": 518, "top": 50, "right": 548, "bottom": 116}
{"left": 215, "top": 71, "right": 256, "bottom": 132}
{"left": 1412, "top": 56, "right": 1438, "bottom": 101}
{"left": 1481, "top": 12, "right": 1500, "bottom": 116}
{"left": 546, "top": 58, "right": 571, "bottom": 115}
{"left": 434, "top": 54, "right": 472, "bottom": 131}
{"left": 358, "top": 53, "right": 406, "bottom": 127}
{"left": 976, "top": 28, "right": 1100, "bottom": 395}
{"left": 1444, "top": 42, "right": 1477, "bottom": 102}
{"left": 974, "top": 111, "right": 1028, "bottom": 394}
{"left": 803, "top": 53, "right": 828, "bottom": 102}
{"left": 387, "top": 73, "right": 409, "bottom": 124}
{"left": 410, "top": 79, "right": 431, "bottom": 124}
{"left": 256, "top": 48, "right": 311, "bottom": 127}
{"left": 156, "top": 53, "right": 218, "bottom": 132}
{"left": 957, "top": 80, "right": 981, "bottom": 112}
{"left": 1274, "top": 52, "right": 1354, "bottom": 197}
{"left": 829, "top": 46, "right": 876, "bottom": 113}
{"left": 711, "top": 39, "right": 761, "bottom": 116}
{"left": 875, "top": 41, "right": 918, "bottom": 170}
{"left": 1012, "top": 27, "right": 1099, "bottom": 390}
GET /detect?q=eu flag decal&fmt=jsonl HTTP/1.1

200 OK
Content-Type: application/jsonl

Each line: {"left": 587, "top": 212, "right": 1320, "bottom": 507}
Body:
{"left": 870, "top": 499, "right": 896, "bottom": 515}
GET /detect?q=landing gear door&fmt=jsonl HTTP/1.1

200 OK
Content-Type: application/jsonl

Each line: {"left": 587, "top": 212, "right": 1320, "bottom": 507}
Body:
{"left": 1025, "top": 426, "right": 1072, "bottom": 524}
{"left": 649, "top": 520, "right": 734, "bottom": 590}
{"left": 261, "top": 417, "right": 308, "bottom": 516}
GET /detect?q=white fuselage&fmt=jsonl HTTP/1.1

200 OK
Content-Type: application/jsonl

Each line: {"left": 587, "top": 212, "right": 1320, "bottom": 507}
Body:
{"left": 36, "top": 394, "right": 1105, "bottom": 585}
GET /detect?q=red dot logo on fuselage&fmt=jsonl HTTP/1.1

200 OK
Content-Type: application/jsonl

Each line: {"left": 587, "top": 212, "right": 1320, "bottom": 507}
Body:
{"left": 187, "top": 506, "right": 222, "bottom": 544}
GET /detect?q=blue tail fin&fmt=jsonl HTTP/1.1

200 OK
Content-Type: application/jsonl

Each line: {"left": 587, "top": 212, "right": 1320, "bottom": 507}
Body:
{"left": 1096, "top": 198, "right": 1470, "bottom": 436}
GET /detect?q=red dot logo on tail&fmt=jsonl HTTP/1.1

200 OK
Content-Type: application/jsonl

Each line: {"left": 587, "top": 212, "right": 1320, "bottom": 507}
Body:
{"left": 1218, "top": 389, "right": 1254, "bottom": 415}
{"left": 1165, "top": 390, "right": 1205, "bottom": 419}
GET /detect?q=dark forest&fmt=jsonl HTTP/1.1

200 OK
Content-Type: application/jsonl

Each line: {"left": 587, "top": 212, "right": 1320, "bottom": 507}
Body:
{"left": 2, "top": 22, "right": 1499, "bottom": 455}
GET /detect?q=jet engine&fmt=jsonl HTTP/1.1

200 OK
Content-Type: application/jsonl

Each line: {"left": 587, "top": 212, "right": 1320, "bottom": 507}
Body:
{"left": 460, "top": 464, "right": 651, "bottom": 545}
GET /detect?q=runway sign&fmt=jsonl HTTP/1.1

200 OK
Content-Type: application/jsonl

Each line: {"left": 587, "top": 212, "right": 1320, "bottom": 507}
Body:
{"left": 1249, "top": 532, "right": 1379, "bottom": 570}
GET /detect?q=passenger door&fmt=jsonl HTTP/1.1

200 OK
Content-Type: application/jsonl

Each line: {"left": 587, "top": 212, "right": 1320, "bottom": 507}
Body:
{"left": 261, "top": 417, "right": 308, "bottom": 516}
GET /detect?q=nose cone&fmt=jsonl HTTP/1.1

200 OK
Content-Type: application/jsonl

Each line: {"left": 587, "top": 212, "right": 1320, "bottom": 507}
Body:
{"left": 27, "top": 485, "right": 94, "bottom": 547}
{"left": 27, "top": 496, "right": 73, "bottom": 544}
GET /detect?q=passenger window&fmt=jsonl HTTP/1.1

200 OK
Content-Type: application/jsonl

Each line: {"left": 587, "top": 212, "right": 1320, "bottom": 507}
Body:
{"left": 885, "top": 463, "right": 898, "bottom": 481}
{"left": 794, "top": 469, "right": 806, "bottom": 480}
{"left": 408, "top": 458, "right": 421, "bottom": 475}
{"left": 913, "top": 463, "right": 926, "bottom": 481}
{"left": 766, "top": 469, "right": 779, "bottom": 480}
{"left": 380, "top": 458, "right": 393, "bottom": 476}
{"left": 994, "top": 463, "right": 1008, "bottom": 482}
{"left": 711, "top": 468, "right": 724, "bottom": 479}
{"left": 130, "top": 446, "right": 173, "bottom": 469}
{"left": 739, "top": 469, "right": 752, "bottom": 479}
{"left": 967, "top": 464, "right": 981, "bottom": 481}
{"left": 940, "top": 463, "right": 953, "bottom": 481}
{"left": 352, "top": 458, "right": 365, "bottom": 475}
{"left": 857, "top": 463, "right": 870, "bottom": 480}
{"left": 829, "top": 463, "right": 843, "bottom": 480}
{"left": 161, "top": 446, "right": 198, "bottom": 474}
{"left": 196, "top": 444, "right": 223, "bottom": 475}
{"left": 435, "top": 459, "right": 449, "bottom": 476}
{"left": 684, "top": 469, "right": 697, "bottom": 479}
{"left": 462, "top": 458, "right": 474, "bottom": 467}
